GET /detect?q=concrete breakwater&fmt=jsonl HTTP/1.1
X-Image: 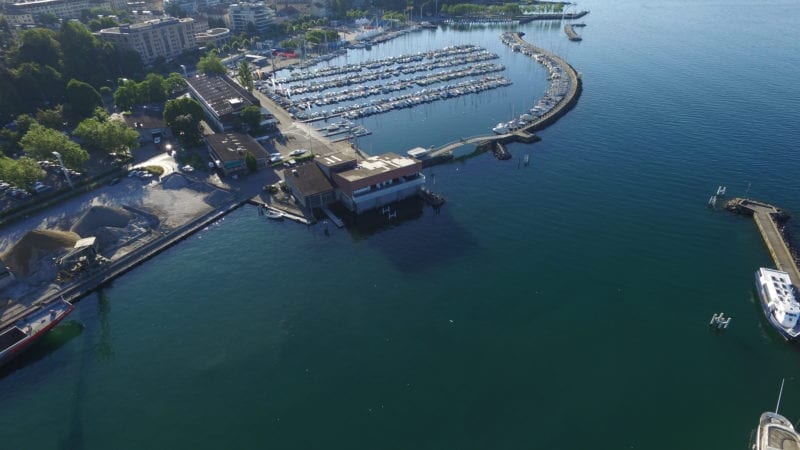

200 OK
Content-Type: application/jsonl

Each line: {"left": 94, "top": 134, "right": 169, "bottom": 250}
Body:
{"left": 565, "top": 24, "right": 583, "bottom": 41}
{"left": 726, "top": 198, "right": 800, "bottom": 287}
{"left": 428, "top": 31, "right": 582, "bottom": 160}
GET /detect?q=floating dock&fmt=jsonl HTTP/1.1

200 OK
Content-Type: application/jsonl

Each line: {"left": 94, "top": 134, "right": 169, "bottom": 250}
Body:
{"left": 726, "top": 198, "right": 800, "bottom": 287}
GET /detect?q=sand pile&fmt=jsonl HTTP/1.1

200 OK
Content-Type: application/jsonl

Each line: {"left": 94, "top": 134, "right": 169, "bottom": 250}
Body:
{"left": 71, "top": 205, "right": 132, "bottom": 238}
{"left": 161, "top": 173, "right": 189, "bottom": 190}
{"left": 1, "top": 229, "right": 80, "bottom": 277}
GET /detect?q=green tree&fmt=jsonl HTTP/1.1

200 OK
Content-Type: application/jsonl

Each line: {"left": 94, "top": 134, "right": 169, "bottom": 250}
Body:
{"left": 164, "top": 72, "right": 186, "bottom": 96}
{"left": 19, "top": 123, "right": 88, "bottom": 168}
{"left": 35, "top": 105, "right": 64, "bottom": 130}
{"left": 240, "top": 105, "right": 263, "bottom": 130}
{"left": 0, "top": 156, "right": 46, "bottom": 187}
{"left": 65, "top": 79, "right": 103, "bottom": 118}
{"left": 164, "top": 97, "right": 204, "bottom": 125}
{"left": 13, "top": 62, "right": 65, "bottom": 108}
{"left": 171, "top": 114, "right": 203, "bottom": 146}
{"left": 9, "top": 28, "right": 63, "bottom": 69}
{"left": 113, "top": 79, "right": 140, "bottom": 111}
{"left": 245, "top": 150, "right": 258, "bottom": 172}
{"left": 140, "top": 73, "right": 167, "bottom": 103}
{"left": 197, "top": 52, "right": 226, "bottom": 75}
{"left": 74, "top": 116, "right": 139, "bottom": 155}
{"left": 237, "top": 60, "right": 254, "bottom": 92}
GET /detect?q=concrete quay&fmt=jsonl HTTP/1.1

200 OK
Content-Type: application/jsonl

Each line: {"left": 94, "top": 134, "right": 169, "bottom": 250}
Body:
{"left": 0, "top": 198, "right": 248, "bottom": 331}
{"left": 726, "top": 198, "right": 800, "bottom": 287}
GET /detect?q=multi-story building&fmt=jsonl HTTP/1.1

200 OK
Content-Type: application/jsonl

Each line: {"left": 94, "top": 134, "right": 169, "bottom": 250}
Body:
{"left": 4, "top": 0, "right": 108, "bottom": 26}
{"left": 97, "top": 17, "right": 197, "bottom": 65}
{"left": 195, "top": 27, "right": 231, "bottom": 47}
{"left": 226, "top": 2, "right": 275, "bottom": 34}
{"left": 331, "top": 153, "right": 426, "bottom": 213}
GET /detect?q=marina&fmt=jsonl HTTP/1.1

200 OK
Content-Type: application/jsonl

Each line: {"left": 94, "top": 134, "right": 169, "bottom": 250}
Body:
{"left": 4, "top": 1, "right": 800, "bottom": 447}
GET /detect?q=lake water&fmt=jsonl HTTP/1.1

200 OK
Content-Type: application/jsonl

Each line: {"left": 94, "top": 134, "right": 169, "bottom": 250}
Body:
{"left": 3, "top": 0, "right": 800, "bottom": 448}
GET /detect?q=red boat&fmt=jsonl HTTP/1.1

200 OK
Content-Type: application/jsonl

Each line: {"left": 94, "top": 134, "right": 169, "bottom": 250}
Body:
{"left": 0, "top": 299, "right": 75, "bottom": 367}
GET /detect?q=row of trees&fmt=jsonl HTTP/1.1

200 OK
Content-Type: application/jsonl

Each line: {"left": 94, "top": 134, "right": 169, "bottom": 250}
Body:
{"left": 440, "top": 3, "right": 521, "bottom": 16}
{"left": 114, "top": 73, "right": 186, "bottom": 111}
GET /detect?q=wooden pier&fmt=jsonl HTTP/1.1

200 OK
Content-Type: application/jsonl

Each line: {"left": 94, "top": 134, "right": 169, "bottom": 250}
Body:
{"left": 727, "top": 198, "right": 800, "bottom": 286}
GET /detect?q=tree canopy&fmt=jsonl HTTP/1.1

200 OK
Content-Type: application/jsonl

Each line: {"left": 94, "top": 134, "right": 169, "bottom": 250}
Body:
{"left": 237, "top": 60, "right": 254, "bottom": 92}
{"left": 65, "top": 79, "right": 103, "bottom": 118}
{"left": 164, "top": 97, "right": 204, "bottom": 145}
{"left": 0, "top": 156, "right": 45, "bottom": 188}
{"left": 240, "top": 105, "right": 263, "bottom": 130}
{"left": 197, "top": 52, "right": 226, "bottom": 75}
{"left": 19, "top": 123, "right": 89, "bottom": 168}
{"left": 74, "top": 116, "right": 139, "bottom": 155}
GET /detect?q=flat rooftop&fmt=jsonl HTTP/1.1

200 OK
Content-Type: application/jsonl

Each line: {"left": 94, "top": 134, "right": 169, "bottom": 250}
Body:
{"left": 186, "top": 74, "right": 257, "bottom": 118}
{"left": 288, "top": 163, "right": 334, "bottom": 197}
{"left": 316, "top": 152, "right": 357, "bottom": 168}
{"left": 336, "top": 153, "right": 418, "bottom": 183}
{"left": 206, "top": 133, "right": 267, "bottom": 162}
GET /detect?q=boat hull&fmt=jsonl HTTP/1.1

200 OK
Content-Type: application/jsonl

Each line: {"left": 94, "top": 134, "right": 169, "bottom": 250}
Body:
{"left": 0, "top": 301, "right": 75, "bottom": 368}
{"left": 755, "top": 271, "right": 800, "bottom": 341}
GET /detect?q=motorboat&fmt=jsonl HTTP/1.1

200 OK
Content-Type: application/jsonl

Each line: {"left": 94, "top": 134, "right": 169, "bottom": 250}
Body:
{"left": 755, "top": 268, "right": 800, "bottom": 340}
{"left": 754, "top": 379, "right": 800, "bottom": 450}
{"left": 492, "top": 122, "right": 510, "bottom": 134}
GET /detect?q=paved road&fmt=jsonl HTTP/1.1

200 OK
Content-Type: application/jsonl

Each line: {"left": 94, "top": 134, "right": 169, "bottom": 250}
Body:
{"left": 751, "top": 204, "right": 800, "bottom": 287}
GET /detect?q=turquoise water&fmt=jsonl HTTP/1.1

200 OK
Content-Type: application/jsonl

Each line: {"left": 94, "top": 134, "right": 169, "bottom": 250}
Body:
{"left": 3, "top": 0, "right": 800, "bottom": 448}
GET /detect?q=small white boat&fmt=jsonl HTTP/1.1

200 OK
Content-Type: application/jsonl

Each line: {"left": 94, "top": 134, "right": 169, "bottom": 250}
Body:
{"left": 717, "top": 185, "right": 727, "bottom": 196}
{"left": 754, "top": 379, "right": 800, "bottom": 450}
{"left": 264, "top": 208, "right": 284, "bottom": 220}
{"left": 492, "top": 122, "right": 510, "bottom": 134}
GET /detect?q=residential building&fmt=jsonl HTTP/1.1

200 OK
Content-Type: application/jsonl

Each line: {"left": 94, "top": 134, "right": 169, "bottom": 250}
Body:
{"left": 331, "top": 153, "right": 425, "bottom": 213}
{"left": 97, "top": 17, "right": 197, "bottom": 65}
{"left": 206, "top": 132, "right": 269, "bottom": 175}
{"left": 226, "top": 2, "right": 275, "bottom": 34}
{"left": 184, "top": 73, "right": 261, "bottom": 132}
{"left": 5, "top": 0, "right": 108, "bottom": 26}
{"left": 195, "top": 27, "right": 231, "bottom": 47}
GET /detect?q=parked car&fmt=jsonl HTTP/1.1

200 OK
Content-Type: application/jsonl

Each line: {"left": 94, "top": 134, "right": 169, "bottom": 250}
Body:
{"left": 289, "top": 149, "right": 308, "bottom": 157}
{"left": 31, "top": 181, "right": 51, "bottom": 194}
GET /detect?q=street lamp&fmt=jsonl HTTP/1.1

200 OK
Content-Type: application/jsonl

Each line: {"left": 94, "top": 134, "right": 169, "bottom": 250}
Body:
{"left": 52, "top": 151, "right": 73, "bottom": 189}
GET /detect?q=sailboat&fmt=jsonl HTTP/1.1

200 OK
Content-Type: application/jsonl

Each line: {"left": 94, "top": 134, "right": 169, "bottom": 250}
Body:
{"left": 754, "top": 379, "right": 800, "bottom": 450}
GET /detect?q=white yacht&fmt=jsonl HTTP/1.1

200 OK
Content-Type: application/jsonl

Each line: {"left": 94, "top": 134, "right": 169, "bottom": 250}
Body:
{"left": 492, "top": 122, "right": 510, "bottom": 134}
{"left": 754, "top": 380, "right": 800, "bottom": 450}
{"left": 755, "top": 268, "right": 800, "bottom": 340}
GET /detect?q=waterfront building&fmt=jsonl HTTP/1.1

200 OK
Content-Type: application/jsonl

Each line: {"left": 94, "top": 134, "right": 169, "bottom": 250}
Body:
{"left": 97, "top": 17, "right": 197, "bottom": 65}
{"left": 184, "top": 73, "right": 261, "bottom": 132}
{"left": 206, "top": 133, "right": 269, "bottom": 175}
{"left": 331, "top": 153, "right": 425, "bottom": 213}
{"left": 226, "top": 2, "right": 275, "bottom": 34}
{"left": 195, "top": 27, "right": 231, "bottom": 47}
{"left": 285, "top": 164, "right": 336, "bottom": 209}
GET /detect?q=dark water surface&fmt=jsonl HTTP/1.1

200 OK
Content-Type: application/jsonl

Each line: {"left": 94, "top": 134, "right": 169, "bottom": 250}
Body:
{"left": 3, "top": 0, "right": 800, "bottom": 448}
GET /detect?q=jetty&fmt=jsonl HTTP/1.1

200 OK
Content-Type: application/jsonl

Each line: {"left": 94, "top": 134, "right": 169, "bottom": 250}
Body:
{"left": 726, "top": 198, "right": 800, "bottom": 286}
{"left": 564, "top": 24, "right": 582, "bottom": 41}
{"left": 428, "top": 32, "right": 582, "bottom": 161}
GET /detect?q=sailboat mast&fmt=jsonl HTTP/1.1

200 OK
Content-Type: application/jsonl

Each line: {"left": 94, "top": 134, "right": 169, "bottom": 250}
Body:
{"left": 776, "top": 378, "right": 786, "bottom": 413}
